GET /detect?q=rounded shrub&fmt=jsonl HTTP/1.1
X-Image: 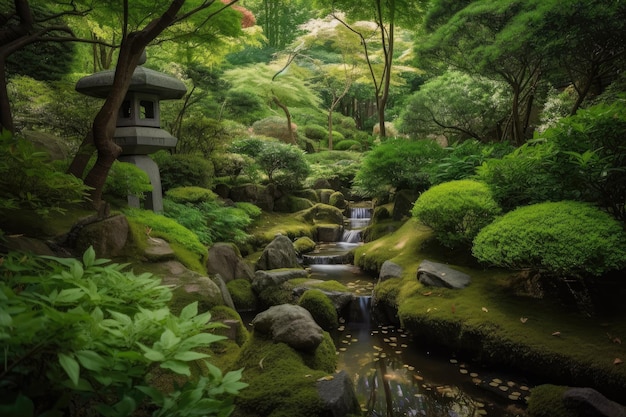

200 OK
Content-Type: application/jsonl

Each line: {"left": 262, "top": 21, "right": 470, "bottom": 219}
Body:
{"left": 165, "top": 186, "right": 218, "bottom": 204}
{"left": 334, "top": 139, "right": 361, "bottom": 151}
{"left": 304, "top": 124, "right": 328, "bottom": 141}
{"left": 412, "top": 180, "right": 501, "bottom": 248}
{"left": 298, "top": 289, "right": 338, "bottom": 331}
{"left": 104, "top": 161, "right": 153, "bottom": 200}
{"left": 156, "top": 153, "right": 214, "bottom": 192}
{"left": 472, "top": 201, "right": 626, "bottom": 277}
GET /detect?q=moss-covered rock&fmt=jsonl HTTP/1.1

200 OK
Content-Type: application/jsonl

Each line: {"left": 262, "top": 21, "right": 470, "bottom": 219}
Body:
{"left": 293, "top": 188, "right": 320, "bottom": 204}
{"left": 232, "top": 332, "right": 338, "bottom": 417}
{"left": 298, "top": 289, "right": 339, "bottom": 331}
{"left": 329, "top": 191, "right": 347, "bottom": 210}
{"left": 527, "top": 385, "right": 573, "bottom": 417}
{"left": 316, "top": 189, "right": 335, "bottom": 204}
{"left": 296, "top": 203, "right": 344, "bottom": 226}
{"left": 294, "top": 236, "right": 316, "bottom": 255}
{"left": 227, "top": 279, "right": 258, "bottom": 312}
{"left": 273, "top": 195, "right": 315, "bottom": 213}
{"left": 210, "top": 305, "right": 251, "bottom": 347}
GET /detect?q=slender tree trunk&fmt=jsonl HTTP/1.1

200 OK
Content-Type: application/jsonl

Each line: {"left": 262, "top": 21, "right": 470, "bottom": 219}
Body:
{"left": 66, "top": 131, "right": 95, "bottom": 178}
{"left": 0, "top": 55, "right": 14, "bottom": 133}
{"left": 272, "top": 95, "right": 295, "bottom": 144}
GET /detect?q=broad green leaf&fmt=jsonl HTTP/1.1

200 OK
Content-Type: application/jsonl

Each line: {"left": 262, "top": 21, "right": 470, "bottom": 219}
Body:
{"left": 0, "top": 393, "right": 34, "bottom": 417}
{"left": 75, "top": 350, "right": 107, "bottom": 372}
{"left": 179, "top": 301, "right": 198, "bottom": 321}
{"left": 160, "top": 360, "right": 190, "bottom": 376}
{"left": 55, "top": 288, "right": 85, "bottom": 304}
{"left": 136, "top": 385, "right": 165, "bottom": 404}
{"left": 137, "top": 343, "right": 166, "bottom": 362}
{"left": 58, "top": 352, "right": 80, "bottom": 386}
{"left": 179, "top": 332, "right": 225, "bottom": 350}
{"left": 159, "top": 328, "right": 181, "bottom": 349}
{"left": 82, "top": 246, "right": 96, "bottom": 267}
{"left": 173, "top": 351, "right": 210, "bottom": 362}
{"left": 0, "top": 308, "right": 13, "bottom": 327}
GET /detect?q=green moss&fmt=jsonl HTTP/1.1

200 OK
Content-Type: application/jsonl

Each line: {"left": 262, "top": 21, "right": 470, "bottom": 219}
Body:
{"left": 298, "top": 289, "right": 339, "bottom": 331}
{"left": 329, "top": 191, "right": 347, "bottom": 209}
{"left": 526, "top": 385, "right": 573, "bottom": 417}
{"left": 289, "top": 279, "right": 348, "bottom": 293}
{"left": 232, "top": 334, "right": 336, "bottom": 417}
{"left": 227, "top": 279, "right": 258, "bottom": 312}
{"left": 296, "top": 203, "right": 344, "bottom": 225}
{"left": 294, "top": 236, "right": 316, "bottom": 255}
{"left": 210, "top": 305, "right": 250, "bottom": 347}
{"left": 165, "top": 186, "right": 218, "bottom": 204}
{"left": 274, "top": 195, "right": 315, "bottom": 213}
{"left": 249, "top": 212, "right": 315, "bottom": 248}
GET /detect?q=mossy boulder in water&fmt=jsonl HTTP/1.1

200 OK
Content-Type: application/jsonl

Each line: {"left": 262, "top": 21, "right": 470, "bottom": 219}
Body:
{"left": 255, "top": 234, "right": 301, "bottom": 270}
{"left": 296, "top": 203, "right": 344, "bottom": 225}
{"left": 298, "top": 289, "right": 339, "bottom": 331}
{"left": 251, "top": 304, "right": 324, "bottom": 352}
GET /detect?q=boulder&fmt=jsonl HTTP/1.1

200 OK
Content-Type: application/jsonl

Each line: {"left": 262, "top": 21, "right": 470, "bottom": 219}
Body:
{"left": 255, "top": 234, "right": 301, "bottom": 271}
{"left": 417, "top": 259, "right": 471, "bottom": 289}
{"left": 379, "top": 260, "right": 403, "bottom": 282}
{"left": 211, "top": 274, "right": 236, "bottom": 310}
{"left": 252, "top": 304, "right": 324, "bottom": 352}
{"left": 312, "top": 179, "right": 332, "bottom": 190}
{"left": 317, "top": 189, "right": 335, "bottom": 204}
{"left": 297, "top": 203, "right": 344, "bottom": 225}
{"left": 563, "top": 387, "right": 626, "bottom": 417}
{"left": 252, "top": 268, "right": 309, "bottom": 294}
{"left": 294, "top": 236, "right": 317, "bottom": 255}
{"left": 230, "top": 183, "right": 278, "bottom": 212}
{"left": 144, "top": 237, "right": 176, "bottom": 262}
{"left": 317, "top": 370, "right": 361, "bottom": 417}
{"left": 207, "top": 243, "right": 254, "bottom": 282}
{"left": 75, "top": 214, "right": 129, "bottom": 258}
{"left": 156, "top": 260, "right": 225, "bottom": 315}
{"left": 2, "top": 236, "right": 56, "bottom": 256}
{"left": 292, "top": 286, "right": 355, "bottom": 312}
{"left": 316, "top": 224, "right": 342, "bottom": 242}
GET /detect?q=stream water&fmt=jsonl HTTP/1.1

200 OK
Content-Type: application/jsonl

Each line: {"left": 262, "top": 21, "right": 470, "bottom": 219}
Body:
{"left": 304, "top": 207, "right": 532, "bottom": 417}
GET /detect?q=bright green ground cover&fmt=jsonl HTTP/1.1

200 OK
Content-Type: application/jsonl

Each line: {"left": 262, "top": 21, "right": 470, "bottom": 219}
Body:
{"left": 354, "top": 218, "right": 626, "bottom": 401}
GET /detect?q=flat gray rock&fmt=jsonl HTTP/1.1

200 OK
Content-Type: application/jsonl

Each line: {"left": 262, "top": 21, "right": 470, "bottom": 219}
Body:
{"left": 417, "top": 259, "right": 471, "bottom": 289}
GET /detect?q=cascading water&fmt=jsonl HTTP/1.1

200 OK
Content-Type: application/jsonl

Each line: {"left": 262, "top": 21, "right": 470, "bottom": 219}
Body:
{"left": 306, "top": 204, "right": 532, "bottom": 416}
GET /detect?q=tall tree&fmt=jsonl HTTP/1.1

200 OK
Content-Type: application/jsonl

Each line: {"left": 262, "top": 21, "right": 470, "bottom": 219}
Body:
{"left": 315, "top": 0, "right": 425, "bottom": 138}
{"left": 0, "top": 0, "right": 92, "bottom": 133}
{"left": 247, "top": 0, "right": 314, "bottom": 49}
{"left": 66, "top": 0, "right": 245, "bottom": 210}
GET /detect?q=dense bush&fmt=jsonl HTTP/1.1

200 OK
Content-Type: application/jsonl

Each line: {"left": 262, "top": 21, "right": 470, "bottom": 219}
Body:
{"left": 104, "top": 161, "right": 153, "bottom": 201}
{"left": 304, "top": 124, "right": 328, "bottom": 141}
{"left": 334, "top": 139, "right": 361, "bottom": 151}
{"left": 354, "top": 138, "right": 445, "bottom": 198}
{"left": 412, "top": 180, "right": 501, "bottom": 248}
{"left": 426, "top": 139, "right": 514, "bottom": 185}
{"left": 472, "top": 201, "right": 626, "bottom": 277}
{"left": 223, "top": 90, "right": 268, "bottom": 125}
{"left": 251, "top": 116, "right": 296, "bottom": 143}
{"left": 0, "top": 248, "right": 246, "bottom": 416}
{"left": 540, "top": 100, "right": 626, "bottom": 222}
{"left": 475, "top": 141, "right": 567, "bottom": 212}
{"left": 165, "top": 186, "right": 218, "bottom": 204}
{"left": 0, "top": 130, "right": 89, "bottom": 216}
{"left": 163, "top": 199, "right": 255, "bottom": 246}
{"left": 256, "top": 141, "right": 310, "bottom": 189}
{"left": 298, "top": 289, "right": 338, "bottom": 331}
{"left": 154, "top": 153, "right": 214, "bottom": 192}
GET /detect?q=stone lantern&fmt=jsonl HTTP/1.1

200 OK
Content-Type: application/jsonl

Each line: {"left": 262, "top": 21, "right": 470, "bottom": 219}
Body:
{"left": 75, "top": 52, "right": 186, "bottom": 211}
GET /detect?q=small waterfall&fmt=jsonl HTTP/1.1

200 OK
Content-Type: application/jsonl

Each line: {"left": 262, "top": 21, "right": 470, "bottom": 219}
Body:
{"left": 302, "top": 254, "right": 351, "bottom": 265}
{"left": 350, "top": 207, "right": 372, "bottom": 219}
{"left": 347, "top": 296, "right": 372, "bottom": 324}
{"left": 341, "top": 229, "right": 362, "bottom": 244}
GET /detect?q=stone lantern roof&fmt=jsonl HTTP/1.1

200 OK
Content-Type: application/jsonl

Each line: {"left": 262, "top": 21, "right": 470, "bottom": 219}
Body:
{"left": 75, "top": 66, "right": 187, "bottom": 100}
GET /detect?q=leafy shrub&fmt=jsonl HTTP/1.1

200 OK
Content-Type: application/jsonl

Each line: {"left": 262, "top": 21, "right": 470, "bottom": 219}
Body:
{"left": 155, "top": 153, "right": 214, "bottom": 192}
{"left": 475, "top": 141, "right": 567, "bottom": 212}
{"left": 229, "top": 137, "right": 271, "bottom": 157}
{"left": 304, "top": 124, "right": 328, "bottom": 141}
{"left": 213, "top": 152, "right": 253, "bottom": 182}
{"left": 256, "top": 141, "right": 310, "bottom": 189}
{"left": 354, "top": 138, "right": 445, "bottom": 197}
{"left": 298, "top": 289, "right": 338, "bottom": 331}
{"left": 165, "top": 186, "right": 218, "bottom": 204}
{"left": 412, "top": 180, "right": 501, "bottom": 248}
{"left": 224, "top": 90, "right": 268, "bottom": 125}
{"left": 104, "top": 160, "right": 152, "bottom": 200}
{"left": 426, "top": 139, "right": 514, "bottom": 185}
{"left": 334, "top": 139, "right": 361, "bottom": 151}
{"left": 472, "top": 201, "right": 626, "bottom": 276}
{"left": 0, "top": 248, "right": 246, "bottom": 416}
{"left": 234, "top": 202, "right": 262, "bottom": 219}
{"left": 252, "top": 117, "right": 296, "bottom": 143}
{"left": 163, "top": 199, "right": 254, "bottom": 246}
{"left": 0, "top": 130, "right": 90, "bottom": 216}
{"left": 539, "top": 100, "right": 626, "bottom": 222}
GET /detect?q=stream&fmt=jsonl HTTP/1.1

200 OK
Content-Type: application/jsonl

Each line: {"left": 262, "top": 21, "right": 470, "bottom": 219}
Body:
{"left": 302, "top": 207, "right": 532, "bottom": 417}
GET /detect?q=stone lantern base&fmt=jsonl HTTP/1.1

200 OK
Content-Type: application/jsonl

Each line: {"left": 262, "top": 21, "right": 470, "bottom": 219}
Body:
{"left": 118, "top": 155, "right": 165, "bottom": 212}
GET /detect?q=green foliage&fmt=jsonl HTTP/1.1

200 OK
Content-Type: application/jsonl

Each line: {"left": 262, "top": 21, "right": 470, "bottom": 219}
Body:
{"left": 334, "top": 139, "right": 360, "bottom": 151}
{"left": 252, "top": 117, "right": 296, "bottom": 143}
{"left": 412, "top": 180, "right": 501, "bottom": 248}
{"left": 223, "top": 90, "right": 269, "bottom": 125}
{"left": 398, "top": 70, "right": 510, "bottom": 142}
{"left": 123, "top": 207, "right": 207, "bottom": 258}
{"left": 526, "top": 385, "right": 573, "bottom": 417}
{"left": 0, "top": 248, "right": 246, "bottom": 416}
{"left": 165, "top": 186, "right": 218, "bottom": 204}
{"left": 354, "top": 139, "right": 445, "bottom": 197}
{"left": 0, "top": 130, "right": 90, "bottom": 216}
{"left": 163, "top": 199, "right": 254, "bottom": 246}
{"left": 153, "top": 153, "right": 214, "bottom": 192}
{"left": 256, "top": 141, "right": 311, "bottom": 189}
{"left": 539, "top": 100, "right": 626, "bottom": 222}
{"left": 426, "top": 139, "right": 515, "bottom": 185}
{"left": 475, "top": 141, "right": 566, "bottom": 211}
{"left": 472, "top": 201, "right": 626, "bottom": 277}
{"left": 233, "top": 202, "right": 262, "bottom": 219}
{"left": 229, "top": 137, "right": 270, "bottom": 157}
{"left": 104, "top": 161, "right": 153, "bottom": 200}
{"left": 304, "top": 124, "right": 328, "bottom": 141}
{"left": 175, "top": 117, "right": 232, "bottom": 158}
{"left": 298, "top": 289, "right": 339, "bottom": 331}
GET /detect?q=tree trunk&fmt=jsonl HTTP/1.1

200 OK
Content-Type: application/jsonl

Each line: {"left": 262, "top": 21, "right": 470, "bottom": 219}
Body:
{"left": 272, "top": 95, "right": 295, "bottom": 144}
{"left": 0, "top": 55, "right": 14, "bottom": 133}
{"left": 66, "top": 131, "right": 95, "bottom": 179}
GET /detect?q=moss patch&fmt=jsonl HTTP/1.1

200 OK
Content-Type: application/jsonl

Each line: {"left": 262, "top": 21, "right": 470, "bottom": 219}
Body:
{"left": 227, "top": 279, "right": 258, "bottom": 312}
{"left": 365, "top": 219, "right": 626, "bottom": 400}
{"left": 298, "top": 289, "right": 339, "bottom": 331}
{"left": 526, "top": 385, "right": 573, "bottom": 417}
{"left": 231, "top": 333, "right": 337, "bottom": 417}
{"left": 248, "top": 212, "right": 315, "bottom": 248}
